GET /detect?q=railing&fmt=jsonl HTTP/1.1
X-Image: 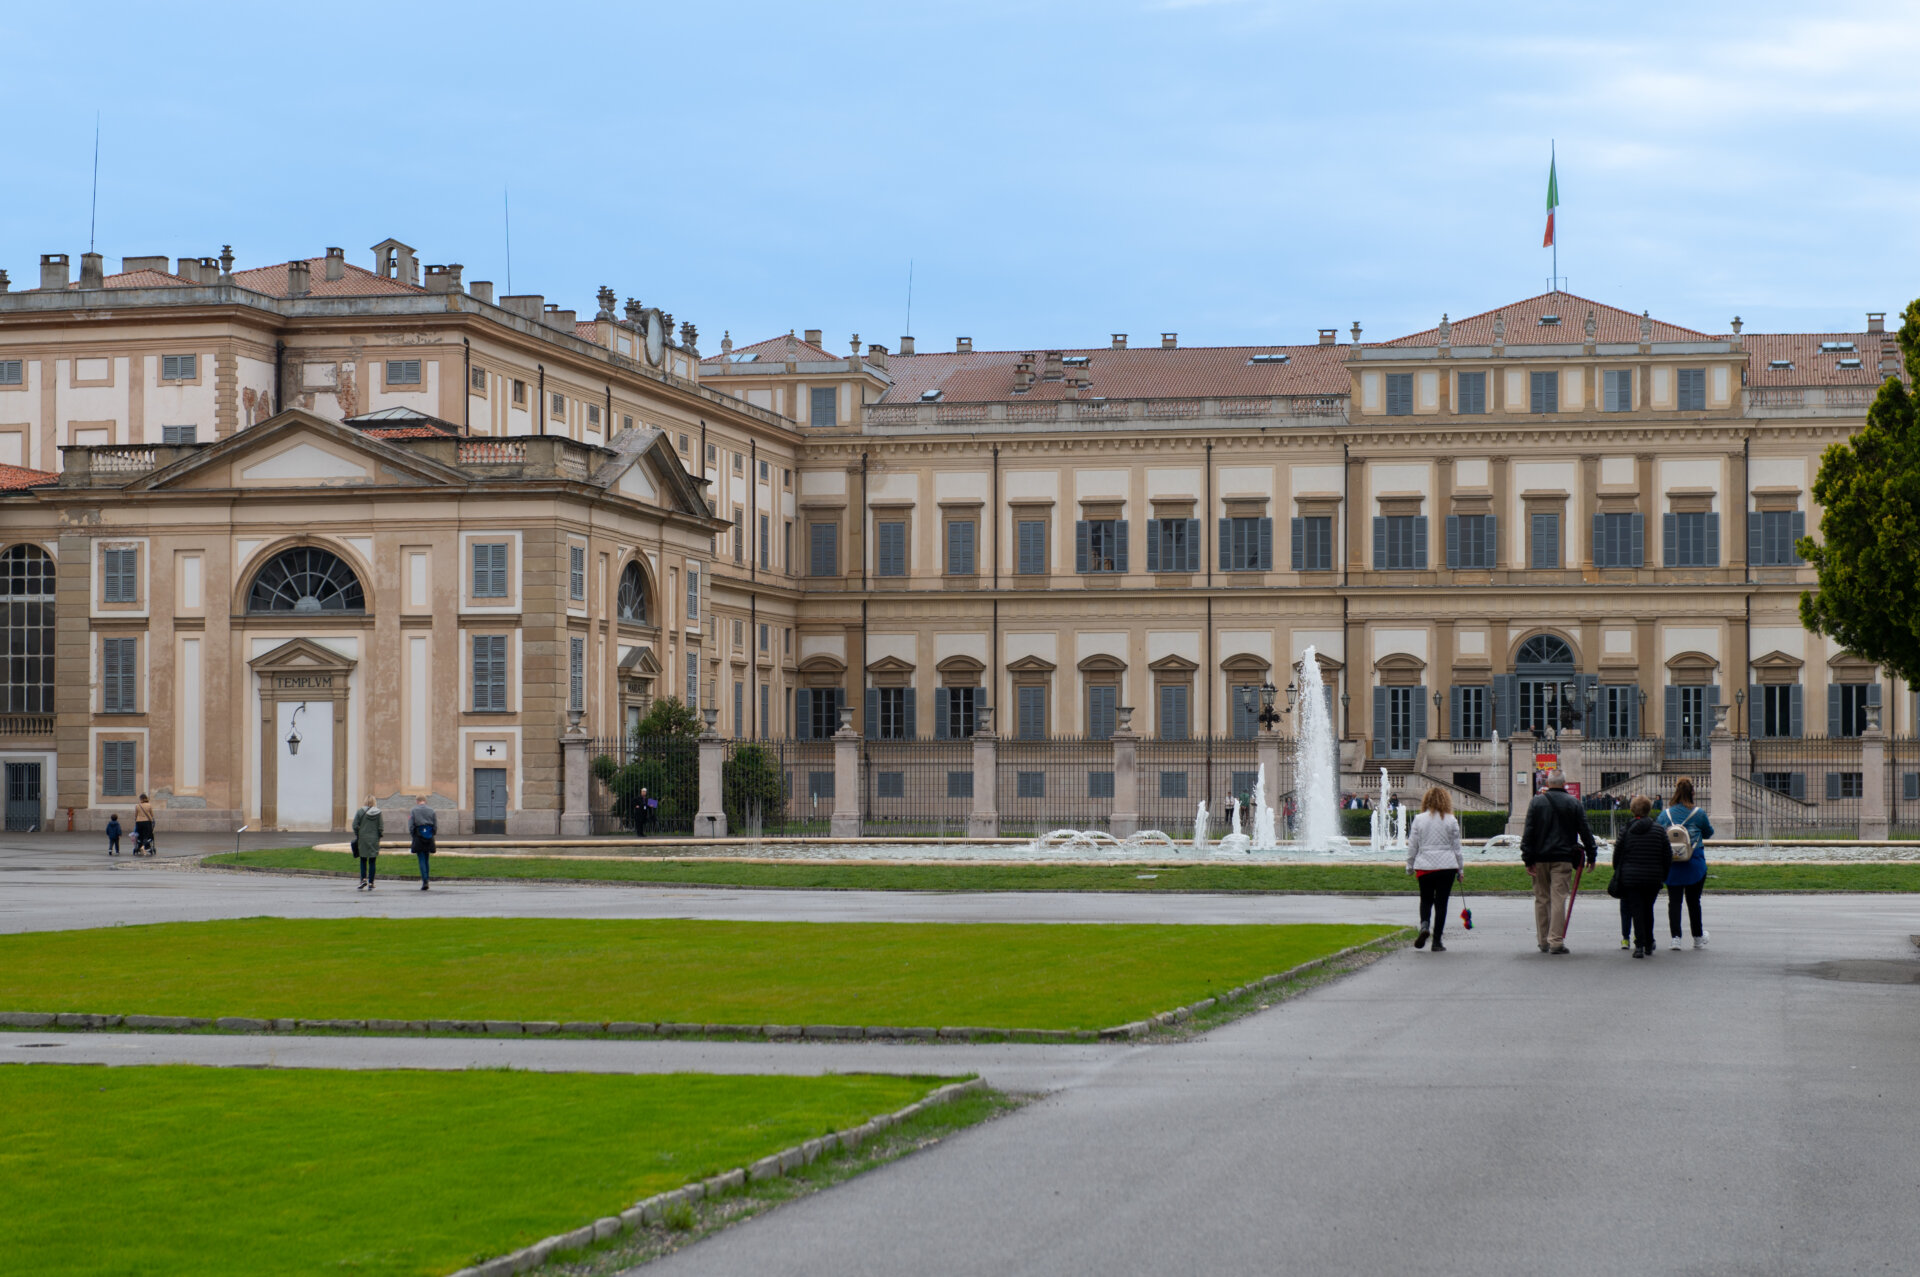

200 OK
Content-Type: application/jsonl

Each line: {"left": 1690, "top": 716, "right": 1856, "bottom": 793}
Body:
{"left": 1138, "top": 736, "right": 1264, "bottom": 839}
{"left": 91, "top": 446, "right": 157, "bottom": 473}
{"left": 1893, "top": 738, "right": 1920, "bottom": 837}
{"left": 0, "top": 715, "right": 53, "bottom": 737}
{"left": 860, "top": 739, "right": 974, "bottom": 838}
{"left": 1744, "top": 735, "right": 1866, "bottom": 838}
{"left": 459, "top": 439, "right": 527, "bottom": 465}
{"left": 861, "top": 394, "right": 1351, "bottom": 431}
{"left": 586, "top": 735, "right": 697, "bottom": 836}
{"left": 996, "top": 736, "right": 1118, "bottom": 838}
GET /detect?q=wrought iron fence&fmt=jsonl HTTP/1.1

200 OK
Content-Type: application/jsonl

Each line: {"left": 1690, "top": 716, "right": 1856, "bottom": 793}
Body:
{"left": 996, "top": 737, "right": 1116, "bottom": 839}
{"left": 1893, "top": 738, "right": 1920, "bottom": 837}
{"left": 860, "top": 739, "right": 975, "bottom": 838}
{"left": 1138, "top": 737, "right": 1265, "bottom": 840}
{"left": 763, "top": 739, "right": 836, "bottom": 836}
{"left": 586, "top": 735, "right": 698, "bottom": 836}
{"left": 1743, "top": 736, "right": 1866, "bottom": 839}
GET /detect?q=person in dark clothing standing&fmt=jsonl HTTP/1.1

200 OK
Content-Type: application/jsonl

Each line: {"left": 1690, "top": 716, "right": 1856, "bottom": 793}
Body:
{"left": 634, "top": 787, "right": 656, "bottom": 838}
{"left": 1611, "top": 796, "right": 1674, "bottom": 958}
{"left": 408, "top": 796, "right": 437, "bottom": 890}
{"left": 105, "top": 814, "right": 122, "bottom": 857}
{"left": 1519, "top": 769, "right": 1598, "bottom": 954}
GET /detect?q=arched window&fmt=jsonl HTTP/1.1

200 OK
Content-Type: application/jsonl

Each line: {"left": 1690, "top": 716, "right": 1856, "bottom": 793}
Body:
{"left": 0, "top": 545, "right": 55, "bottom": 714}
{"left": 616, "top": 561, "right": 648, "bottom": 623}
{"left": 1514, "top": 634, "right": 1575, "bottom": 667}
{"left": 247, "top": 546, "right": 365, "bottom": 614}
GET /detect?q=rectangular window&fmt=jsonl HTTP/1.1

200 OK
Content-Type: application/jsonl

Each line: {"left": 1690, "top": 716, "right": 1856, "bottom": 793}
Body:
{"left": 759, "top": 459, "right": 769, "bottom": 481}
{"left": 1372, "top": 515, "right": 1428, "bottom": 570}
{"left": 1075, "top": 519, "right": 1127, "bottom": 573}
{"left": 586, "top": 404, "right": 601, "bottom": 429}
{"left": 734, "top": 680, "right": 744, "bottom": 737}
{"left": 807, "top": 770, "right": 835, "bottom": 799}
{"left": 1447, "top": 514, "right": 1496, "bottom": 570}
{"left": 1597, "top": 685, "right": 1637, "bottom": 739}
{"left": 0, "top": 359, "right": 23, "bottom": 386}
{"left": 101, "top": 740, "right": 136, "bottom": 796}
{"left": 1147, "top": 518, "right": 1199, "bottom": 573}
{"left": 471, "top": 542, "right": 509, "bottom": 598}
{"left": 471, "top": 366, "right": 488, "bottom": 391}
{"left": 568, "top": 545, "right": 586, "bottom": 601}
{"left": 732, "top": 507, "right": 745, "bottom": 564}
{"left": 551, "top": 392, "right": 566, "bottom": 416}
{"left": 686, "top": 664, "right": 698, "bottom": 708}
{"left": 1529, "top": 370, "right": 1559, "bottom": 414}
{"left": 1158, "top": 684, "right": 1190, "bottom": 740}
{"left": 1292, "top": 516, "right": 1334, "bottom": 572}
{"left": 1017, "top": 520, "right": 1048, "bottom": 575}
{"left": 1529, "top": 512, "right": 1560, "bottom": 570}
{"left": 1676, "top": 686, "right": 1706, "bottom": 753}
{"left": 1017, "top": 685, "right": 1046, "bottom": 739}
{"left": 939, "top": 687, "right": 978, "bottom": 740}
{"left": 685, "top": 566, "right": 699, "bottom": 622}
{"left": 1664, "top": 511, "right": 1718, "bottom": 567}
{"left": 472, "top": 635, "right": 508, "bottom": 711}
{"left": 1603, "top": 369, "right": 1632, "bottom": 412}
{"left": 1455, "top": 372, "right": 1486, "bottom": 414}
{"left": 810, "top": 386, "right": 837, "bottom": 426}
{"left": 706, "top": 443, "right": 717, "bottom": 465}
{"left": 1230, "top": 684, "right": 1259, "bottom": 740}
{"left": 1753, "top": 510, "right": 1805, "bottom": 566}
{"left": 1827, "top": 771, "right": 1864, "bottom": 800}
{"left": 102, "top": 547, "right": 138, "bottom": 603}
{"left": 946, "top": 770, "right": 974, "bottom": 800}
{"left": 1017, "top": 771, "right": 1045, "bottom": 799}
{"left": 1835, "top": 683, "right": 1871, "bottom": 738}
{"left": 1159, "top": 770, "right": 1189, "bottom": 800}
{"left": 1088, "top": 685, "right": 1117, "bottom": 739}
{"left": 1220, "top": 517, "right": 1273, "bottom": 572}
{"left": 876, "top": 687, "right": 907, "bottom": 740}
{"left": 160, "top": 425, "right": 197, "bottom": 445}
{"left": 759, "top": 514, "right": 770, "bottom": 570}
{"left": 1594, "top": 511, "right": 1644, "bottom": 568}
{"left": 1385, "top": 686, "right": 1416, "bottom": 755}
{"left": 568, "top": 636, "right": 584, "bottom": 712}
{"left": 876, "top": 771, "right": 904, "bottom": 799}
{"left": 759, "top": 683, "right": 770, "bottom": 738}
{"left": 1385, "top": 372, "right": 1413, "bottom": 416}
{"left": 101, "top": 637, "right": 137, "bottom": 712}
{"left": 809, "top": 523, "right": 839, "bottom": 577}
{"left": 1758, "top": 772, "right": 1802, "bottom": 799}
{"left": 1230, "top": 771, "right": 1260, "bottom": 802}
{"left": 1454, "top": 685, "right": 1487, "bottom": 740}
{"left": 732, "top": 618, "right": 744, "bottom": 648}
{"left": 759, "top": 623, "right": 769, "bottom": 652}
{"left": 803, "top": 688, "right": 840, "bottom": 738}
{"left": 1677, "top": 368, "right": 1706, "bottom": 411}
{"left": 386, "top": 359, "right": 422, "bottom": 385}
{"left": 1760, "top": 684, "right": 1800, "bottom": 738}
{"left": 160, "top": 354, "right": 196, "bottom": 381}
{"left": 512, "top": 380, "right": 526, "bottom": 405}
{"left": 946, "top": 519, "right": 976, "bottom": 575}
{"left": 732, "top": 452, "right": 742, "bottom": 473}
{"left": 1087, "top": 770, "right": 1114, "bottom": 799}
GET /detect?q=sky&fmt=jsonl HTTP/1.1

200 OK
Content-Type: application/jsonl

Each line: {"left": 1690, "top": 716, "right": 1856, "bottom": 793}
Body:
{"left": 3, "top": 1, "right": 1916, "bottom": 352}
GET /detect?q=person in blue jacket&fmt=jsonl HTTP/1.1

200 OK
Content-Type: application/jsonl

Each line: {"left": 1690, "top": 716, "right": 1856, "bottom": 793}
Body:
{"left": 1657, "top": 776, "right": 1714, "bottom": 950}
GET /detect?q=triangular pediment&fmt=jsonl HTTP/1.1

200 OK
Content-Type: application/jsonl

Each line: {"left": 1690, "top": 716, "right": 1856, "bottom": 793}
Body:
{"left": 865, "top": 655, "right": 917, "bottom": 675}
{"left": 618, "top": 644, "right": 660, "bottom": 675}
{"left": 1148, "top": 653, "right": 1199, "bottom": 673}
{"left": 127, "top": 409, "right": 467, "bottom": 492}
{"left": 1751, "top": 650, "right": 1804, "bottom": 672}
{"left": 590, "top": 425, "right": 720, "bottom": 524}
{"left": 247, "top": 635, "right": 358, "bottom": 675}
{"left": 1006, "top": 654, "right": 1057, "bottom": 673}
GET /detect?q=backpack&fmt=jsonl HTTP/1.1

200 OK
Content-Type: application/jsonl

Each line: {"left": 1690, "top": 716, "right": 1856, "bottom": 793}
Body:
{"left": 1664, "top": 807, "right": 1695, "bottom": 862}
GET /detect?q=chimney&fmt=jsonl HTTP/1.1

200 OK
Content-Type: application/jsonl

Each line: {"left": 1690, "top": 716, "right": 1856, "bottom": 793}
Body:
{"left": 866, "top": 343, "right": 889, "bottom": 369}
{"left": 197, "top": 257, "right": 221, "bottom": 284}
{"left": 545, "top": 304, "right": 576, "bottom": 332}
{"left": 1111, "top": 334, "right": 1127, "bottom": 349}
{"left": 0, "top": 270, "right": 9, "bottom": 293}
{"left": 324, "top": 247, "right": 345, "bottom": 281}
{"left": 898, "top": 335, "right": 915, "bottom": 356}
{"left": 501, "top": 295, "right": 544, "bottom": 320}
{"left": 469, "top": 280, "right": 494, "bottom": 304}
{"left": 804, "top": 328, "right": 823, "bottom": 347}
{"left": 1160, "top": 332, "right": 1177, "bottom": 349}
{"left": 79, "top": 252, "right": 104, "bottom": 289}
{"left": 1867, "top": 312, "right": 1886, "bottom": 334}
{"left": 1013, "top": 354, "right": 1035, "bottom": 393}
{"left": 956, "top": 336, "right": 973, "bottom": 353}
{"left": 121, "top": 255, "right": 169, "bottom": 274}
{"left": 39, "top": 254, "right": 70, "bottom": 290}
{"left": 424, "top": 263, "right": 464, "bottom": 295}
{"left": 286, "top": 259, "right": 311, "bottom": 298}
{"left": 1042, "top": 350, "right": 1065, "bottom": 380}
{"left": 1318, "top": 329, "right": 1336, "bottom": 345}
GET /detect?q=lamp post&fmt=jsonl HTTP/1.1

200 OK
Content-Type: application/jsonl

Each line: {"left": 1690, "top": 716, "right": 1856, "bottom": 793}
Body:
{"left": 1734, "top": 686, "right": 1745, "bottom": 737}
{"left": 1239, "top": 679, "right": 1281, "bottom": 733}
{"left": 1432, "top": 687, "right": 1444, "bottom": 740}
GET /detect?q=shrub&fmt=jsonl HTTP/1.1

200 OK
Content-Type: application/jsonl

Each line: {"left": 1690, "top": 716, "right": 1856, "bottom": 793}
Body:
{"left": 1460, "top": 810, "right": 1509, "bottom": 839}
{"left": 724, "top": 743, "right": 785, "bottom": 833}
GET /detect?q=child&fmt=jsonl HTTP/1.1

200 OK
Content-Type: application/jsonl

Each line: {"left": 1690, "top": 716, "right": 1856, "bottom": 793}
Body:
{"left": 105, "top": 813, "right": 122, "bottom": 857}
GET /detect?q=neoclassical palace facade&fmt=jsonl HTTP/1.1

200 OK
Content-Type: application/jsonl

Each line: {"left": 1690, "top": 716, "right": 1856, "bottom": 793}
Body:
{"left": 0, "top": 241, "right": 1908, "bottom": 830}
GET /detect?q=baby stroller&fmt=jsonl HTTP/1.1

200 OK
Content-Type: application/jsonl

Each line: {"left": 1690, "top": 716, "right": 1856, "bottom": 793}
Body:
{"left": 135, "top": 829, "right": 157, "bottom": 857}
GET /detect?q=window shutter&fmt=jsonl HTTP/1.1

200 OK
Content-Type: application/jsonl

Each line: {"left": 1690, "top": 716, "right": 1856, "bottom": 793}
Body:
{"left": 1492, "top": 674, "right": 1516, "bottom": 738}
{"left": 1665, "top": 686, "right": 1680, "bottom": 752}
{"left": 1412, "top": 687, "right": 1427, "bottom": 743}
{"left": 1790, "top": 511, "right": 1805, "bottom": 561}
{"left": 1748, "top": 512, "right": 1763, "bottom": 567}
{"left": 1413, "top": 516, "right": 1428, "bottom": 569}
{"left": 1749, "top": 682, "right": 1764, "bottom": 735}
{"left": 471, "top": 638, "right": 485, "bottom": 710}
{"left": 1905, "top": 774, "right": 1920, "bottom": 803}
{"left": 1868, "top": 682, "right": 1883, "bottom": 710}
{"left": 865, "top": 688, "right": 879, "bottom": 740}
{"left": 1146, "top": 519, "right": 1161, "bottom": 573}
{"left": 904, "top": 689, "right": 918, "bottom": 739}
{"left": 1446, "top": 515, "right": 1460, "bottom": 569}
{"left": 1372, "top": 691, "right": 1389, "bottom": 757}
{"left": 794, "top": 688, "right": 811, "bottom": 739}
{"left": 1372, "top": 517, "right": 1386, "bottom": 569}
{"left": 1591, "top": 513, "right": 1606, "bottom": 567}
{"left": 491, "top": 547, "right": 508, "bottom": 598}
{"left": 1706, "top": 685, "right": 1720, "bottom": 737}
{"left": 1627, "top": 687, "right": 1640, "bottom": 737}
{"left": 1789, "top": 684, "right": 1804, "bottom": 738}
{"left": 1827, "top": 772, "right": 1842, "bottom": 801}
{"left": 1075, "top": 521, "right": 1090, "bottom": 573}
{"left": 1257, "top": 517, "right": 1273, "bottom": 571}
{"left": 1114, "top": 520, "right": 1128, "bottom": 573}
{"left": 1449, "top": 685, "right": 1462, "bottom": 738}
{"left": 934, "top": 688, "right": 950, "bottom": 740}
{"left": 1290, "top": 518, "right": 1304, "bottom": 571}
{"left": 102, "top": 638, "right": 121, "bottom": 711}
{"left": 1828, "top": 684, "right": 1841, "bottom": 737}
{"left": 1789, "top": 772, "right": 1806, "bottom": 801}
{"left": 1662, "top": 513, "right": 1677, "bottom": 567}
{"left": 1705, "top": 513, "right": 1719, "bottom": 565}
{"left": 1630, "top": 513, "right": 1645, "bottom": 566}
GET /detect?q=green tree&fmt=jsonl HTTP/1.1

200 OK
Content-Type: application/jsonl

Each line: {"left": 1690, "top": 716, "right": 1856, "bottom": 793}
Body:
{"left": 631, "top": 696, "right": 703, "bottom": 741}
{"left": 590, "top": 697, "right": 704, "bottom": 834}
{"left": 723, "top": 742, "right": 786, "bottom": 834}
{"left": 1799, "top": 300, "right": 1920, "bottom": 685}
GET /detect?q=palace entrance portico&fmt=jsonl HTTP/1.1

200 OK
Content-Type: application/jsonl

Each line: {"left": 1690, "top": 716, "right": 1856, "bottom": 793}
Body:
{"left": 251, "top": 638, "right": 355, "bottom": 831}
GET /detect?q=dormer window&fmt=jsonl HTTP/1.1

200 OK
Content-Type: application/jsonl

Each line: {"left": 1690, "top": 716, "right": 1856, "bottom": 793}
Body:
{"left": 1538, "top": 314, "right": 1561, "bottom": 326}
{"left": 1820, "top": 341, "right": 1855, "bottom": 353}
{"left": 1062, "top": 355, "right": 1090, "bottom": 367}
{"left": 920, "top": 389, "right": 943, "bottom": 402}
{"left": 1769, "top": 360, "right": 1793, "bottom": 370}
{"left": 1837, "top": 358, "right": 1862, "bottom": 369}
{"left": 1248, "top": 353, "right": 1290, "bottom": 364}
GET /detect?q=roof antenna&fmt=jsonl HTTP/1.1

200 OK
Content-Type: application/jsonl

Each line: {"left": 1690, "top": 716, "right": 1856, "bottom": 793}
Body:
{"left": 904, "top": 259, "right": 913, "bottom": 340}
{"left": 88, "top": 112, "right": 100, "bottom": 253}
{"left": 503, "top": 186, "right": 513, "bottom": 295}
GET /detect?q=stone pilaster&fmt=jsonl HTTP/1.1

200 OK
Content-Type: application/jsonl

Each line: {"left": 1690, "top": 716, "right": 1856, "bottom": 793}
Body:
{"left": 968, "top": 708, "right": 999, "bottom": 839}
{"left": 1109, "top": 710, "right": 1139, "bottom": 838}
{"left": 829, "top": 715, "right": 860, "bottom": 839}
{"left": 696, "top": 733, "right": 728, "bottom": 839}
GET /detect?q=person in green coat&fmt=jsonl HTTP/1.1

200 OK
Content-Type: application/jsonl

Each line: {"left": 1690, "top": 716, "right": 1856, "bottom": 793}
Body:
{"left": 351, "top": 796, "right": 383, "bottom": 891}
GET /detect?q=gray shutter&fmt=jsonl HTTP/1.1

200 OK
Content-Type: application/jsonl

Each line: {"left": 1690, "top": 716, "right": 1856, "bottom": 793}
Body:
{"left": 934, "top": 688, "right": 950, "bottom": 740}
{"left": 1413, "top": 516, "right": 1428, "bottom": 569}
{"left": 102, "top": 639, "right": 121, "bottom": 712}
{"left": 1075, "top": 521, "right": 1090, "bottom": 573}
{"left": 1492, "top": 674, "right": 1516, "bottom": 738}
{"left": 1625, "top": 512, "right": 1641, "bottom": 566}
{"left": 1372, "top": 691, "right": 1389, "bottom": 757}
{"left": 1707, "top": 685, "right": 1720, "bottom": 738}
{"left": 1750, "top": 683, "right": 1763, "bottom": 735}
{"left": 1905, "top": 774, "right": 1920, "bottom": 802}
{"left": 1665, "top": 686, "right": 1680, "bottom": 752}
{"left": 1291, "top": 517, "right": 1305, "bottom": 571}
{"left": 1705, "top": 513, "right": 1720, "bottom": 565}
{"left": 1484, "top": 514, "right": 1497, "bottom": 567}
{"left": 1828, "top": 685, "right": 1841, "bottom": 737}
{"left": 904, "top": 689, "right": 918, "bottom": 739}
{"left": 1791, "top": 511, "right": 1806, "bottom": 562}
{"left": 1114, "top": 520, "right": 1128, "bottom": 573}
{"left": 1258, "top": 518, "right": 1273, "bottom": 570}
{"left": 1748, "top": 512, "right": 1763, "bottom": 566}
{"left": 1146, "top": 519, "right": 1161, "bottom": 573}
{"left": 1627, "top": 686, "right": 1640, "bottom": 737}
{"left": 795, "top": 688, "right": 812, "bottom": 738}
{"left": 1869, "top": 682, "right": 1883, "bottom": 711}
{"left": 1218, "top": 519, "right": 1232, "bottom": 571}
{"left": 1789, "top": 684, "right": 1804, "bottom": 738}
{"left": 1663, "top": 513, "right": 1677, "bottom": 567}
{"left": 1591, "top": 513, "right": 1606, "bottom": 567}
{"left": 1449, "top": 685, "right": 1463, "bottom": 738}
{"left": 1181, "top": 519, "right": 1199, "bottom": 571}
{"left": 865, "top": 688, "right": 879, "bottom": 739}
{"left": 1789, "top": 772, "right": 1806, "bottom": 801}
{"left": 1827, "top": 772, "right": 1842, "bottom": 801}
{"left": 1412, "top": 686, "right": 1427, "bottom": 743}
{"left": 1372, "top": 517, "right": 1386, "bottom": 569}
{"left": 1446, "top": 514, "right": 1460, "bottom": 569}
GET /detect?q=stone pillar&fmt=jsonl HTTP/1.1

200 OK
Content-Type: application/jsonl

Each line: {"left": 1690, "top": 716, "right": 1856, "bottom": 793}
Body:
{"left": 695, "top": 712, "right": 728, "bottom": 839}
{"left": 1556, "top": 730, "right": 1583, "bottom": 801}
{"left": 1708, "top": 704, "right": 1735, "bottom": 842}
{"left": 1109, "top": 708, "right": 1139, "bottom": 838}
{"left": 1258, "top": 729, "right": 1283, "bottom": 813}
{"left": 968, "top": 706, "right": 999, "bottom": 839}
{"left": 559, "top": 713, "right": 590, "bottom": 837}
{"left": 830, "top": 707, "right": 862, "bottom": 839}
{"left": 1860, "top": 707, "right": 1889, "bottom": 841}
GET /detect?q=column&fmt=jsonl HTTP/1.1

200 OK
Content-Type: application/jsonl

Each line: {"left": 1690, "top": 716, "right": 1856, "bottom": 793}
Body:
{"left": 1860, "top": 709, "right": 1889, "bottom": 841}
{"left": 1258, "top": 728, "right": 1283, "bottom": 813}
{"left": 1708, "top": 702, "right": 1735, "bottom": 842}
{"left": 829, "top": 710, "right": 861, "bottom": 839}
{"left": 695, "top": 725, "right": 728, "bottom": 839}
{"left": 1109, "top": 708, "right": 1139, "bottom": 838}
{"left": 968, "top": 706, "right": 999, "bottom": 839}
{"left": 559, "top": 713, "right": 590, "bottom": 837}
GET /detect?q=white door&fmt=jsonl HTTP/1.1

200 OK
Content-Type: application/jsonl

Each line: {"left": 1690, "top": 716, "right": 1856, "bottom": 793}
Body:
{"left": 276, "top": 702, "right": 334, "bottom": 830}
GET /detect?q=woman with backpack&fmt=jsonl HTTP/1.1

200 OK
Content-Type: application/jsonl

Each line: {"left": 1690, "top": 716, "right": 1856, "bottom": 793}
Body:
{"left": 1610, "top": 795, "right": 1673, "bottom": 958}
{"left": 1404, "top": 786, "right": 1465, "bottom": 953}
{"left": 1657, "top": 776, "right": 1714, "bottom": 950}
{"left": 408, "top": 796, "right": 437, "bottom": 891}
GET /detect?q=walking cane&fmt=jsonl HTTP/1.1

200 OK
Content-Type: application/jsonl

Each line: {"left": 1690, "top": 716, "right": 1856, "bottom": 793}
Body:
{"left": 1563, "top": 863, "right": 1585, "bottom": 936}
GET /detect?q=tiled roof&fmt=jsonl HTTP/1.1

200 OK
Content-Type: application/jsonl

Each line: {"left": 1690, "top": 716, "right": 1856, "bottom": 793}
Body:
{"left": 1742, "top": 331, "right": 1903, "bottom": 388}
{"left": 0, "top": 464, "right": 58, "bottom": 491}
{"left": 344, "top": 407, "right": 459, "bottom": 438}
{"left": 96, "top": 269, "right": 197, "bottom": 288}
{"left": 231, "top": 259, "right": 425, "bottom": 298}
{"left": 1380, "top": 291, "right": 1708, "bottom": 347}
{"left": 874, "top": 342, "right": 1352, "bottom": 404}
{"left": 360, "top": 425, "right": 452, "bottom": 440}
{"left": 574, "top": 320, "right": 603, "bottom": 344}
{"left": 701, "top": 332, "right": 843, "bottom": 367}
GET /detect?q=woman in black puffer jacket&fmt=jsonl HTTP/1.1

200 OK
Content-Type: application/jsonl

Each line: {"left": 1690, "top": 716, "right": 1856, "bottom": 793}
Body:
{"left": 1612, "top": 795, "right": 1674, "bottom": 958}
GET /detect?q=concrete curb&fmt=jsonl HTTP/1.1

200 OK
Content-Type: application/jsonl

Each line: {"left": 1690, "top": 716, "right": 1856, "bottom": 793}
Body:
{"left": 0, "top": 936, "right": 1406, "bottom": 1044}
{"left": 444, "top": 1078, "right": 987, "bottom": 1277}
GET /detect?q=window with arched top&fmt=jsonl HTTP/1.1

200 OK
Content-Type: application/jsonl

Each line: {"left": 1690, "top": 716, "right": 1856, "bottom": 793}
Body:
{"left": 616, "top": 561, "right": 648, "bottom": 623}
{"left": 1514, "top": 634, "right": 1575, "bottom": 667}
{"left": 247, "top": 547, "right": 365, "bottom": 614}
{"left": 0, "top": 545, "right": 55, "bottom": 714}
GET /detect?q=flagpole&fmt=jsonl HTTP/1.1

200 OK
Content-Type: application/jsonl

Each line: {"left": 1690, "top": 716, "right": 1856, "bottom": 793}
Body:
{"left": 1551, "top": 141, "right": 1557, "bottom": 288}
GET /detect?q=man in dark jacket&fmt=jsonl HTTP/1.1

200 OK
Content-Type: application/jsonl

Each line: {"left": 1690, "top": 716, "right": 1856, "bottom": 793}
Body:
{"left": 1520, "top": 769, "right": 1598, "bottom": 954}
{"left": 1611, "top": 795, "right": 1673, "bottom": 957}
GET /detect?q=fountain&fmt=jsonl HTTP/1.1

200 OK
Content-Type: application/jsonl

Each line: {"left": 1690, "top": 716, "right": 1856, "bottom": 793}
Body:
{"left": 1217, "top": 795, "right": 1250, "bottom": 854}
{"left": 1192, "top": 800, "right": 1209, "bottom": 852}
{"left": 1369, "top": 767, "right": 1409, "bottom": 853}
{"left": 1250, "top": 766, "right": 1279, "bottom": 851}
{"left": 1027, "top": 828, "right": 1180, "bottom": 856}
{"left": 1293, "top": 645, "right": 1344, "bottom": 852}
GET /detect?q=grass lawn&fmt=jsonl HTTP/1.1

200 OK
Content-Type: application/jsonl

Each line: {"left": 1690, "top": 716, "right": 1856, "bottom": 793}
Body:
{"left": 0, "top": 918, "right": 1389, "bottom": 1029}
{"left": 0, "top": 1064, "right": 946, "bottom": 1277}
{"left": 208, "top": 848, "right": 1920, "bottom": 894}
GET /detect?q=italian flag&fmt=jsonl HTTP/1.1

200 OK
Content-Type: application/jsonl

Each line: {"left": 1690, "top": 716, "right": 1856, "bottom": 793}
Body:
{"left": 1542, "top": 153, "right": 1559, "bottom": 248}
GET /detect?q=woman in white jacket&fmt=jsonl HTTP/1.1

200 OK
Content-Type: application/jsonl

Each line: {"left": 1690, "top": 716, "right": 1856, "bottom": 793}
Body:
{"left": 1405, "top": 786, "right": 1465, "bottom": 952}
